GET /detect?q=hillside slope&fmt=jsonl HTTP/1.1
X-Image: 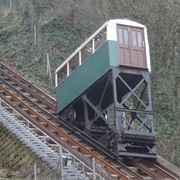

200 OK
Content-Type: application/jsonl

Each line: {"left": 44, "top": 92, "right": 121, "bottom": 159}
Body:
{"left": 0, "top": 0, "right": 179, "bottom": 167}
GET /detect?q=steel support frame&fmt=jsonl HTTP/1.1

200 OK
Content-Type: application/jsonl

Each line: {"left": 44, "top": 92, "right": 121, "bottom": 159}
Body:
{"left": 111, "top": 67, "right": 156, "bottom": 157}
{"left": 64, "top": 67, "right": 156, "bottom": 158}
{"left": 112, "top": 67, "right": 154, "bottom": 132}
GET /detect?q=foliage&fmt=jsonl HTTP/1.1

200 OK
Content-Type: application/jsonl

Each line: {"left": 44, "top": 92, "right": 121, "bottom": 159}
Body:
{"left": 0, "top": 0, "right": 180, "bottom": 167}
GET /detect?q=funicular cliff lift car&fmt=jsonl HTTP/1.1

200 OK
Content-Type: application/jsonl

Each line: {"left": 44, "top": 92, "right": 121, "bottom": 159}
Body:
{"left": 55, "top": 19, "right": 156, "bottom": 158}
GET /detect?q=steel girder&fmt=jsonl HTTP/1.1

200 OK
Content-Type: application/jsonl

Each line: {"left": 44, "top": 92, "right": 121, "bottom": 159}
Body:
{"left": 111, "top": 67, "right": 156, "bottom": 158}
{"left": 61, "top": 67, "right": 156, "bottom": 158}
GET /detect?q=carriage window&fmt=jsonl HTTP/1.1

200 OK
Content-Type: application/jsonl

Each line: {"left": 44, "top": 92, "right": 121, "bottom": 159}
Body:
{"left": 132, "top": 31, "right": 137, "bottom": 46}
{"left": 137, "top": 31, "right": 142, "bottom": 47}
{"left": 94, "top": 28, "right": 107, "bottom": 51}
{"left": 57, "top": 65, "right": 67, "bottom": 84}
{"left": 81, "top": 41, "right": 93, "bottom": 63}
{"left": 69, "top": 53, "right": 79, "bottom": 73}
{"left": 118, "top": 29, "right": 123, "bottom": 44}
{"left": 123, "top": 29, "right": 129, "bottom": 45}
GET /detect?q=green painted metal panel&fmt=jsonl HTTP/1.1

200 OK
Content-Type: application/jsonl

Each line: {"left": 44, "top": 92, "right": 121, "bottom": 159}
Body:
{"left": 56, "top": 41, "right": 119, "bottom": 113}
{"left": 109, "top": 41, "right": 119, "bottom": 66}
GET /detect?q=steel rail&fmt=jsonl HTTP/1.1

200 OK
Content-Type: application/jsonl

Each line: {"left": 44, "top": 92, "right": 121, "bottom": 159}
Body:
{"left": 0, "top": 64, "right": 179, "bottom": 179}
{"left": 0, "top": 64, "right": 118, "bottom": 159}
{"left": 0, "top": 77, "right": 57, "bottom": 121}
{"left": 143, "top": 159, "right": 178, "bottom": 179}
{"left": 127, "top": 157, "right": 178, "bottom": 179}
{"left": 0, "top": 85, "right": 130, "bottom": 180}
{"left": 129, "top": 158, "right": 163, "bottom": 179}
{"left": 0, "top": 62, "right": 56, "bottom": 104}
{"left": 0, "top": 77, "right": 146, "bottom": 179}
{"left": 0, "top": 76, "right": 118, "bottom": 160}
{"left": 0, "top": 63, "right": 57, "bottom": 111}
{"left": 0, "top": 78, "right": 151, "bottom": 179}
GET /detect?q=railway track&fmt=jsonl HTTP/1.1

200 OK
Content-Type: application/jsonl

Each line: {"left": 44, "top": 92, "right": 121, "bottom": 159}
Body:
{"left": 0, "top": 62, "right": 179, "bottom": 179}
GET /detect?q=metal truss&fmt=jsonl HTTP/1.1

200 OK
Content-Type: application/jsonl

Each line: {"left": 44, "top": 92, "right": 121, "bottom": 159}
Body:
{"left": 111, "top": 67, "right": 156, "bottom": 158}
{"left": 63, "top": 67, "right": 156, "bottom": 158}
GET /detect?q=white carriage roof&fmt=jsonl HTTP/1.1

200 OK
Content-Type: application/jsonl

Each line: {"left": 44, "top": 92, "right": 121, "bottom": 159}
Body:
{"left": 109, "top": 19, "right": 145, "bottom": 28}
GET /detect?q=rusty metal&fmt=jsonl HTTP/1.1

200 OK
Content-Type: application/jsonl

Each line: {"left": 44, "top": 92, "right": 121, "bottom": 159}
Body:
{"left": 157, "top": 155, "right": 180, "bottom": 179}
{"left": 0, "top": 64, "right": 179, "bottom": 180}
{"left": 0, "top": 63, "right": 57, "bottom": 111}
{"left": 129, "top": 158, "right": 163, "bottom": 179}
{"left": 126, "top": 157, "right": 178, "bottom": 179}
{"left": 0, "top": 85, "right": 129, "bottom": 180}
{"left": 0, "top": 77, "right": 57, "bottom": 122}
{"left": 61, "top": 67, "right": 156, "bottom": 158}
{"left": 143, "top": 159, "right": 178, "bottom": 179}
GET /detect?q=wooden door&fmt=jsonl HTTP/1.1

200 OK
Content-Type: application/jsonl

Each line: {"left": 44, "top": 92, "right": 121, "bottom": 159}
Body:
{"left": 117, "top": 25, "right": 147, "bottom": 69}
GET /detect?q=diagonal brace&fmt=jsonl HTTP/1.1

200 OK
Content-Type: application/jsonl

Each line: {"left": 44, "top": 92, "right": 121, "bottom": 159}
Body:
{"left": 82, "top": 95, "right": 117, "bottom": 133}
{"left": 118, "top": 75, "right": 147, "bottom": 108}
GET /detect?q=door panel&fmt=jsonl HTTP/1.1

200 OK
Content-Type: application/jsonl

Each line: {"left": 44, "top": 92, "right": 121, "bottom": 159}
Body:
{"left": 119, "top": 47, "right": 131, "bottom": 65}
{"left": 118, "top": 27, "right": 131, "bottom": 66}
{"left": 117, "top": 25, "right": 147, "bottom": 69}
